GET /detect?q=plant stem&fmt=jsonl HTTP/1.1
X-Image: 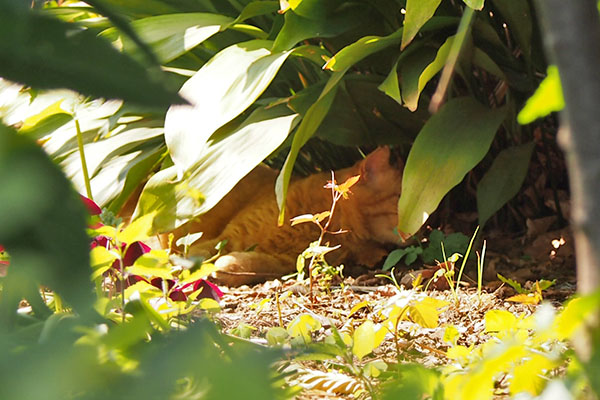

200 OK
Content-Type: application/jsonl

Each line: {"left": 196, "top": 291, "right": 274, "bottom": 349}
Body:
{"left": 74, "top": 116, "right": 93, "bottom": 200}
{"left": 455, "top": 225, "right": 480, "bottom": 294}
{"left": 307, "top": 174, "right": 343, "bottom": 305}
{"left": 276, "top": 290, "right": 283, "bottom": 328}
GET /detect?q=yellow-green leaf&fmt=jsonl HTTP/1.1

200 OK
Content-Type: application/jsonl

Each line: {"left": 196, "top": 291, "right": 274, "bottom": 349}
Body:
{"left": 90, "top": 246, "right": 117, "bottom": 280}
{"left": 266, "top": 327, "right": 289, "bottom": 345}
{"left": 324, "top": 29, "right": 403, "bottom": 72}
{"left": 128, "top": 258, "right": 171, "bottom": 281}
{"left": 179, "top": 263, "right": 218, "bottom": 285}
{"left": 408, "top": 303, "right": 439, "bottom": 329}
{"left": 198, "top": 298, "right": 220, "bottom": 312}
{"left": 518, "top": 65, "right": 564, "bottom": 124}
{"left": 20, "top": 99, "right": 68, "bottom": 131}
{"left": 124, "top": 280, "right": 161, "bottom": 300}
{"left": 287, "top": 313, "right": 321, "bottom": 342}
{"left": 313, "top": 211, "right": 331, "bottom": 223}
{"left": 555, "top": 291, "right": 600, "bottom": 340}
{"left": 349, "top": 300, "right": 371, "bottom": 317}
{"left": 446, "top": 345, "right": 471, "bottom": 360}
{"left": 443, "top": 325, "right": 460, "bottom": 346}
{"left": 484, "top": 309, "right": 517, "bottom": 333}
{"left": 363, "top": 359, "right": 388, "bottom": 378}
{"left": 507, "top": 292, "right": 542, "bottom": 305}
{"left": 463, "top": 0, "right": 484, "bottom": 10}
{"left": 290, "top": 213, "right": 315, "bottom": 226}
{"left": 510, "top": 354, "right": 556, "bottom": 396}
{"left": 90, "top": 225, "right": 117, "bottom": 239}
{"left": 118, "top": 212, "right": 156, "bottom": 244}
{"left": 353, "top": 320, "right": 377, "bottom": 360}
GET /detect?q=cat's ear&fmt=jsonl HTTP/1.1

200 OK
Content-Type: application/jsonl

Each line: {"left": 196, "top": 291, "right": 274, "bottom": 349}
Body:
{"left": 359, "top": 146, "right": 391, "bottom": 182}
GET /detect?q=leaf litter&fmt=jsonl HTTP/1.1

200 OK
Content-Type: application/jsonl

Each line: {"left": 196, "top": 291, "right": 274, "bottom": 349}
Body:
{"left": 210, "top": 228, "right": 576, "bottom": 399}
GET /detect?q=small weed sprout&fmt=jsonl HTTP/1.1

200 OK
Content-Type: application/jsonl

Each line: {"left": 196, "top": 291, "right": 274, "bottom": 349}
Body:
{"left": 290, "top": 172, "right": 360, "bottom": 303}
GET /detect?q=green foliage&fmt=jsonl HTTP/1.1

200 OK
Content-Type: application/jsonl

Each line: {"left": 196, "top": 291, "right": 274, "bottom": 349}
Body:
{"left": 383, "top": 246, "right": 423, "bottom": 270}
{"left": 1, "top": 0, "right": 554, "bottom": 235}
{"left": 422, "top": 230, "right": 470, "bottom": 264}
{"left": 397, "top": 97, "right": 505, "bottom": 237}
{"left": 0, "top": 143, "right": 283, "bottom": 400}
{"left": 477, "top": 142, "right": 535, "bottom": 227}
{"left": 518, "top": 65, "right": 565, "bottom": 124}
{"left": 0, "top": 0, "right": 182, "bottom": 108}
{"left": 2, "top": 1, "right": 597, "bottom": 399}
{"left": 290, "top": 173, "right": 359, "bottom": 299}
{"left": 0, "top": 124, "right": 93, "bottom": 319}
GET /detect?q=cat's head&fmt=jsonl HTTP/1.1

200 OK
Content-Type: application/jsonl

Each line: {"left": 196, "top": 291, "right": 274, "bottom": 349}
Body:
{"left": 342, "top": 147, "right": 403, "bottom": 244}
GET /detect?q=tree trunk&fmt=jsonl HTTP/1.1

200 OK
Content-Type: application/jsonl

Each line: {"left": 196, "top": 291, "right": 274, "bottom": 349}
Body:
{"left": 534, "top": 0, "right": 600, "bottom": 295}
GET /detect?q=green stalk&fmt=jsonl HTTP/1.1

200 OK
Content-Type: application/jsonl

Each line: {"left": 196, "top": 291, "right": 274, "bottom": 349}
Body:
{"left": 477, "top": 239, "right": 487, "bottom": 300}
{"left": 455, "top": 226, "right": 480, "bottom": 294}
{"left": 74, "top": 116, "right": 93, "bottom": 200}
{"left": 429, "top": 6, "right": 475, "bottom": 113}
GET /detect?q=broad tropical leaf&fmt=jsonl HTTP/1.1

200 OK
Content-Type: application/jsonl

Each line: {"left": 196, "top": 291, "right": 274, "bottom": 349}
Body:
{"left": 164, "top": 40, "right": 293, "bottom": 174}
{"left": 101, "top": 13, "right": 234, "bottom": 63}
{"left": 401, "top": 41, "right": 449, "bottom": 111}
{"left": 276, "top": 71, "right": 346, "bottom": 223}
{"left": 137, "top": 106, "right": 299, "bottom": 232}
{"left": 477, "top": 142, "right": 534, "bottom": 227}
{"left": 324, "top": 29, "right": 403, "bottom": 72}
{"left": 397, "top": 97, "right": 505, "bottom": 237}
{"left": 401, "top": 0, "right": 443, "bottom": 50}
{"left": 0, "top": 8, "right": 183, "bottom": 108}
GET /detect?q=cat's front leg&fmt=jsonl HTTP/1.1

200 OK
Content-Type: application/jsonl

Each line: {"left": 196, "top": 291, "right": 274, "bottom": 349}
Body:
{"left": 213, "top": 251, "right": 294, "bottom": 286}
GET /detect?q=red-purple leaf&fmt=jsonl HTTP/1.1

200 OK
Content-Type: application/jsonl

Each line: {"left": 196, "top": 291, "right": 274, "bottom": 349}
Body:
{"left": 193, "top": 279, "right": 224, "bottom": 300}
{"left": 80, "top": 194, "right": 102, "bottom": 215}
{"left": 123, "top": 241, "right": 151, "bottom": 266}
{"left": 169, "top": 289, "right": 187, "bottom": 302}
{"left": 151, "top": 277, "right": 175, "bottom": 291}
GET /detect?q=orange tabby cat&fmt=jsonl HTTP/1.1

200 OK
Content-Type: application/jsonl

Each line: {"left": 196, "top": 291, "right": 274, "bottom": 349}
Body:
{"left": 172, "top": 147, "right": 403, "bottom": 286}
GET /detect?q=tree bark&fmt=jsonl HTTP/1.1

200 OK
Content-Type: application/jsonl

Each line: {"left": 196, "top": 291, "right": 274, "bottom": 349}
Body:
{"left": 534, "top": 0, "right": 600, "bottom": 294}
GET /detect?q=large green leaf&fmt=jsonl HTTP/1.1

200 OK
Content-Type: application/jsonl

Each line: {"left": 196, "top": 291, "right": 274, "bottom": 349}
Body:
{"left": 276, "top": 71, "right": 346, "bottom": 224}
{"left": 490, "top": 0, "right": 532, "bottom": 59}
{"left": 397, "top": 97, "right": 505, "bottom": 237}
{"left": 401, "top": 0, "right": 443, "bottom": 50}
{"left": 324, "top": 28, "right": 403, "bottom": 72}
{"left": 231, "top": 1, "right": 279, "bottom": 24}
{"left": 0, "top": 8, "right": 183, "bottom": 108}
{"left": 400, "top": 45, "right": 441, "bottom": 111}
{"left": 137, "top": 106, "right": 300, "bottom": 232}
{"left": 0, "top": 124, "right": 93, "bottom": 319}
{"left": 272, "top": 4, "right": 367, "bottom": 52}
{"left": 378, "top": 58, "right": 402, "bottom": 105}
{"left": 101, "top": 13, "right": 234, "bottom": 64}
{"left": 477, "top": 142, "right": 534, "bottom": 227}
{"left": 65, "top": 134, "right": 164, "bottom": 207}
{"left": 284, "top": 0, "right": 343, "bottom": 20}
{"left": 5, "top": 87, "right": 167, "bottom": 208}
{"left": 164, "top": 40, "right": 293, "bottom": 174}
{"left": 84, "top": 0, "right": 162, "bottom": 66}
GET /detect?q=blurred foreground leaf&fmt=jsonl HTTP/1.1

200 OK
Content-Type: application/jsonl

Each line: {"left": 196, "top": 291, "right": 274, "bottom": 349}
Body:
{"left": 0, "top": 7, "right": 183, "bottom": 108}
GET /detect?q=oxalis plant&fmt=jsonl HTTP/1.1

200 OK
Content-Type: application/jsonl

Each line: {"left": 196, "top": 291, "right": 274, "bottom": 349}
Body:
{"left": 289, "top": 172, "right": 360, "bottom": 303}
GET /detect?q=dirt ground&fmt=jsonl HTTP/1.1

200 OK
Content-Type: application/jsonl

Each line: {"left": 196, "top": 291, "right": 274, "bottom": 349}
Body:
{"left": 213, "top": 224, "right": 576, "bottom": 398}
